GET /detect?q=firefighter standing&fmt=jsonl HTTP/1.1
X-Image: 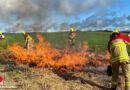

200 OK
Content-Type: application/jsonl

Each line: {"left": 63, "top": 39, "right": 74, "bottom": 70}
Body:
{"left": 108, "top": 29, "right": 130, "bottom": 90}
{"left": 22, "top": 31, "right": 33, "bottom": 49}
{"left": 69, "top": 28, "right": 76, "bottom": 48}
{"left": 0, "top": 31, "right": 5, "bottom": 40}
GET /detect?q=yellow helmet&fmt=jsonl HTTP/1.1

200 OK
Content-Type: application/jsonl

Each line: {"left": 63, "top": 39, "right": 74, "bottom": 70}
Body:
{"left": 113, "top": 29, "right": 119, "bottom": 33}
{"left": 22, "top": 30, "right": 25, "bottom": 35}
{"left": 0, "top": 31, "right": 2, "bottom": 34}
{"left": 70, "top": 28, "right": 74, "bottom": 32}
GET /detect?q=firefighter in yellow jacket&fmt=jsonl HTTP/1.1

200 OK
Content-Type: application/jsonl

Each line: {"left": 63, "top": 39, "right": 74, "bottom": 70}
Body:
{"left": 69, "top": 28, "right": 76, "bottom": 48}
{"left": 0, "top": 31, "right": 5, "bottom": 40}
{"left": 22, "top": 31, "right": 33, "bottom": 49}
{"left": 108, "top": 29, "right": 130, "bottom": 90}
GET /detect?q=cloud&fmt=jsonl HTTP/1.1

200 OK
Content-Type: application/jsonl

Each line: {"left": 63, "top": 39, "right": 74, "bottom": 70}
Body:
{"left": 68, "top": 10, "right": 128, "bottom": 30}
{"left": 56, "top": 0, "right": 118, "bottom": 15}
{"left": 60, "top": 23, "right": 69, "bottom": 31}
{"left": 0, "top": 0, "right": 122, "bottom": 32}
{"left": 127, "top": 15, "right": 130, "bottom": 20}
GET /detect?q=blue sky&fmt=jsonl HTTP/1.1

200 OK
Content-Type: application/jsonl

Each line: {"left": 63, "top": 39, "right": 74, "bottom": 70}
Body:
{"left": 0, "top": 0, "right": 130, "bottom": 32}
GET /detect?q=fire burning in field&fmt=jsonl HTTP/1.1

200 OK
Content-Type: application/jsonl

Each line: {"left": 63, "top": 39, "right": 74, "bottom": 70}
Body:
{"left": 7, "top": 34, "right": 110, "bottom": 71}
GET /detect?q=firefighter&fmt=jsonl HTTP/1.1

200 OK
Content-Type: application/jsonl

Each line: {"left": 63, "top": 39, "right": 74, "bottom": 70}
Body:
{"left": 22, "top": 31, "right": 33, "bottom": 49}
{"left": 0, "top": 31, "right": 5, "bottom": 40}
{"left": 108, "top": 29, "right": 130, "bottom": 90}
{"left": 68, "top": 28, "right": 76, "bottom": 48}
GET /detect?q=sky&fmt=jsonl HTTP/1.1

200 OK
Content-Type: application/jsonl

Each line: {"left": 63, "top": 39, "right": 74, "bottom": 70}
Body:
{"left": 0, "top": 0, "right": 130, "bottom": 32}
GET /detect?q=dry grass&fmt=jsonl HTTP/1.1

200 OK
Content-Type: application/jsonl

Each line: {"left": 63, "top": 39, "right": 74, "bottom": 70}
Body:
{"left": 0, "top": 60, "right": 109, "bottom": 90}
{"left": 0, "top": 50, "right": 125, "bottom": 90}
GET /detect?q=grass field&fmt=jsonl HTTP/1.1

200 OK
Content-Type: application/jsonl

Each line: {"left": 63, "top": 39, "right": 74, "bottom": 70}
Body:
{"left": 0, "top": 31, "right": 130, "bottom": 53}
{"left": 0, "top": 31, "right": 129, "bottom": 90}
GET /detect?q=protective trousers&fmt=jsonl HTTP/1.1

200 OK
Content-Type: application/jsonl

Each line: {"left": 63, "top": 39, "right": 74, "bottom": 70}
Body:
{"left": 112, "top": 61, "right": 130, "bottom": 90}
{"left": 69, "top": 39, "right": 75, "bottom": 48}
{"left": 25, "top": 40, "right": 33, "bottom": 49}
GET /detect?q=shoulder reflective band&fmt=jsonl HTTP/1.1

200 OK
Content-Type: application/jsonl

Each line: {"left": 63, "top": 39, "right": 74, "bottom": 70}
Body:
{"left": 126, "top": 82, "right": 130, "bottom": 86}
{"left": 112, "top": 81, "right": 118, "bottom": 85}
{"left": 111, "top": 42, "right": 126, "bottom": 49}
{"left": 110, "top": 42, "right": 125, "bottom": 56}
{"left": 128, "top": 71, "right": 130, "bottom": 76}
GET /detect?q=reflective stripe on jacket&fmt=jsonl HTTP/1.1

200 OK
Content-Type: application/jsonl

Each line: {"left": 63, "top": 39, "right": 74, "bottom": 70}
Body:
{"left": 110, "top": 39, "right": 129, "bottom": 63}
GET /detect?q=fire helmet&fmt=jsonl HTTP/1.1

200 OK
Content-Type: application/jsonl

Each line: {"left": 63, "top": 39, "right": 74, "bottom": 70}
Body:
{"left": 70, "top": 28, "right": 74, "bottom": 32}
{"left": 0, "top": 31, "right": 2, "bottom": 35}
{"left": 113, "top": 29, "right": 119, "bottom": 33}
{"left": 22, "top": 30, "right": 26, "bottom": 35}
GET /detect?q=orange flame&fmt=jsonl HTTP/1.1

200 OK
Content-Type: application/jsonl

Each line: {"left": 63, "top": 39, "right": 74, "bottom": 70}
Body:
{"left": 7, "top": 34, "right": 110, "bottom": 71}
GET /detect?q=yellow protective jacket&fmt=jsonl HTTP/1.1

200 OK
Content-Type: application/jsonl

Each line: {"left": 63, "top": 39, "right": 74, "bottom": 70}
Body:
{"left": 110, "top": 39, "right": 129, "bottom": 63}
{"left": 24, "top": 34, "right": 32, "bottom": 44}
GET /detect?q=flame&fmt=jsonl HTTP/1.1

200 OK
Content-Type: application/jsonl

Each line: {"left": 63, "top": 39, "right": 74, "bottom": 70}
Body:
{"left": 83, "top": 41, "right": 90, "bottom": 50}
{"left": 106, "top": 51, "right": 111, "bottom": 60}
{"left": 7, "top": 34, "right": 110, "bottom": 71}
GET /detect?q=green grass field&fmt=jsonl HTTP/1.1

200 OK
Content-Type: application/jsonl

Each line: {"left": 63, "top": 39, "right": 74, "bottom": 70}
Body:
{"left": 0, "top": 31, "right": 129, "bottom": 90}
{"left": 0, "top": 32, "right": 130, "bottom": 53}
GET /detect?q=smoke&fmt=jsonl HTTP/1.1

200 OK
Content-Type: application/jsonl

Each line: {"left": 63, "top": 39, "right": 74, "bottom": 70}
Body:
{"left": 56, "top": 0, "right": 118, "bottom": 15}
{"left": 0, "top": 0, "right": 121, "bottom": 32}
{"left": 0, "top": 0, "right": 38, "bottom": 19}
{"left": 1, "top": 0, "right": 53, "bottom": 32}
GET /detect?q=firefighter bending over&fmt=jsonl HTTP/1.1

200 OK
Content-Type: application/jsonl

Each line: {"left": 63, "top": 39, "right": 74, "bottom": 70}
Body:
{"left": 22, "top": 31, "right": 33, "bottom": 49}
{"left": 69, "top": 28, "right": 76, "bottom": 48}
{"left": 108, "top": 29, "right": 130, "bottom": 90}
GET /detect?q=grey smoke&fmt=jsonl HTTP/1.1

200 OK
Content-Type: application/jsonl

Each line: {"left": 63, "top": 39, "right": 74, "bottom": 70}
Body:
{"left": 0, "top": 0, "right": 122, "bottom": 32}
{"left": 56, "top": 0, "right": 118, "bottom": 15}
